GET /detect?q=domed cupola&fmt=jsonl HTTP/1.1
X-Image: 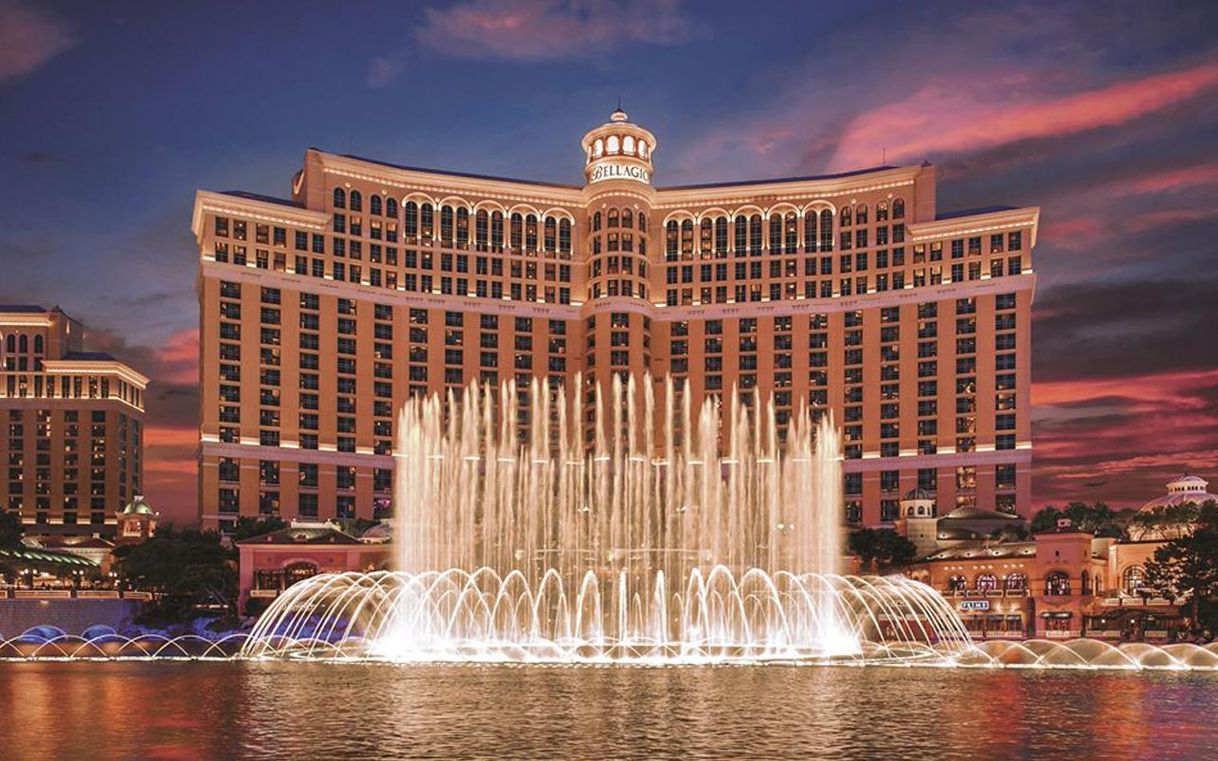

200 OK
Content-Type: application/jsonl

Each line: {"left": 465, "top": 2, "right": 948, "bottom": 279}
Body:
{"left": 581, "top": 106, "right": 656, "bottom": 187}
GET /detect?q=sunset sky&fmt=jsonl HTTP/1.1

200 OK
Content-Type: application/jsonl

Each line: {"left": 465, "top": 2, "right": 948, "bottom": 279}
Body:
{"left": 2, "top": 0, "right": 1216, "bottom": 525}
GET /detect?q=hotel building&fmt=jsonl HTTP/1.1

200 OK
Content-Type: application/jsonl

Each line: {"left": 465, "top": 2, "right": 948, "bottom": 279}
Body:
{"left": 191, "top": 109, "right": 1037, "bottom": 530}
{"left": 0, "top": 306, "right": 148, "bottom": 534}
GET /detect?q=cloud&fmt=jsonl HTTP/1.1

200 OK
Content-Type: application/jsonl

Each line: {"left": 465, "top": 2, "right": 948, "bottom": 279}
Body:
{"left": 1033, "top": 274, "right": 1218, "bottom": 383}
{"left": 1031, "top": 370, "right": 1218, "bottom": 508}
{"left": 0, "top": 1, "right": 74, "bottom": 83}
{"left": 409, "top": 0, "right": 699, "bottom": 63}
{"left": 830, "top": 58, "right": 1218, "bottom": 170}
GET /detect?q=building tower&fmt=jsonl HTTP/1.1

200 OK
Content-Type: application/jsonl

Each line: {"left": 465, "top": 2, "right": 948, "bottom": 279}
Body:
{"left": 579, "top": 108, "right": 659, "bottom": 443}
{"left": 897, "top": 486, "right": 938, "bottom": 558}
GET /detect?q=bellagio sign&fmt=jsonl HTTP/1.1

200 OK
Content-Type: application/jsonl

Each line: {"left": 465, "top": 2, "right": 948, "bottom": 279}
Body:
{"left": 589, "top": 161, "right": 651, "bottom": 185}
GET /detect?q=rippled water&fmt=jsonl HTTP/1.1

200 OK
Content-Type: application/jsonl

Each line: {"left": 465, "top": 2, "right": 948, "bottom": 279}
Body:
{"left": 0, "top": 663, "right": 1215, "bottom": 760}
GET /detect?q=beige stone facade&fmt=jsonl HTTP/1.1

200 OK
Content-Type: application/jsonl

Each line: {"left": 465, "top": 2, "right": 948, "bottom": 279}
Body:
{"left": 0, "top": 306, "right": 147, "bottom": 534}
{"left": 191, "top": 110, "right": 1037, "bottom": 530}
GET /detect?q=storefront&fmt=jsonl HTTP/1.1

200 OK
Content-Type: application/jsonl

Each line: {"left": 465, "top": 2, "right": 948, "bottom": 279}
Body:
{"left": 956, "top": 599, "right": 1028, "bottom": 639}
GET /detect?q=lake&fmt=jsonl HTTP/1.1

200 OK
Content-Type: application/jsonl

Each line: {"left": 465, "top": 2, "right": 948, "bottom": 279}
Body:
{"left": 0, "top": 662, "right": 1214, "bottom": 759}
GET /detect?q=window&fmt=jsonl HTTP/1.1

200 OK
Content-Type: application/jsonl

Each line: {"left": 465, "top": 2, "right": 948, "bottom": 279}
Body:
{"left": 1122, "top": 566, "right": 1146, "bottom": 596}
{"left": 1044, "top": 571, "right": 1071, "bottom": 596}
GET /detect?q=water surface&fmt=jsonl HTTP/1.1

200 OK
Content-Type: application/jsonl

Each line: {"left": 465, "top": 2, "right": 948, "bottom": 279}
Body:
{"left": 0, "top": 662, "right": 1213, "bottom": 760}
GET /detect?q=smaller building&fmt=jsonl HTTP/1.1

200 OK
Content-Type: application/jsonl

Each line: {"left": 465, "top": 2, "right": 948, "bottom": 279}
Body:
{"left": 1128, "top": 473, "right": 1218, "bottom": 540}
{"left": 115, "top": 496, "right": 158, "bottom": 544}
{"left": 237, "top": 521, "right": 390, "bottom": 614}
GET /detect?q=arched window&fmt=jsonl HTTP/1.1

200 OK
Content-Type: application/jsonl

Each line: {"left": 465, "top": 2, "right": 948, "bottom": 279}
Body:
{"left": 1004, "top": 572, "right": 1027, "bottom": 591}
{"left": 607, "top": 135, "right": 619, "bottom": 154}
{"left": 734, "top": 215, "right": 748, "bottom": 254}
{"left": 638, "top": 212, "right": 647, "bottom": 232}
{"left": 840, "top": 207, "right": 852, "bottom": 227}
{"left": 386, "top": 198, "right": 398, "bottom": 218}
{"left": 804, "top": 210, "right": 818, "bottom": 252}
{"left": 475, "top": 210, "right": 489, "bottom": 249}
{"left": 33, "top": 335, "right": 43, "bottom": 354}
{"left": 370, "top": 195, "right": 382, "bottom": 216}
{"left": 349, "top": 190, "right": 362, "bottom": 212}
{"left": 976, "top": 573, "right": 997, "bottom": 591}
{"left": 1081, "top": 570, "right": 1092, "bottom": 596}
{"left": 785, "top": 212, "right": 798, "bottom": 253}
{"left": 607, "top": 208, "right": 619, "bottom": 228}
{"left": 509, "top": 213, "right": 523, "bottom": 250}
{"left": 558, "top": 219, "right": 572, "bottom": 254}
{"left": 1045, "top": 571, "right": 1071, "bottom": 596}
{"left": 5, "top": 334, "right": 13, "bottom": 353}
{"left": 680, "top": 219, "right": 694, "bottom": 256}
{"left": 543, "top": 217, "right": 557, "bottom": 252}
{"left": 18, "top": 335, "right": 28, "bottom": 354}
{"left": 491, "top": 211, "right": 504, "bottom": 249}
{"left": 947, "top": 575, "right": 966, "bottom": 592}
{"left": 749, "top": 215, "right": 762, "bottom": 255}
{"left": 419, "top": 203, "right": 434, "bottom": 238}
{"left": 404, "top": 201, "right": 419, "bottom": 237}
{"left": 592, "top": 211, "right": 602, "bottom": 232}
{"left": 623, "top": 135, "right": 635, "bottom": 154}
{"left": 855, "top": 204, "right": 868, "bottom": 225}
{"left": 665, "top": 220, "right": 678, "bottom": 259}
{"left": 333, "top": 188, "right": 346, "bottom": 208}
{"left": 440, "top": 205, "right": 454, "bottom": 245}
{"left": 594, "top": 139, "right": 604, "bottom": 157}
{"left": 876, "top": 201, "right": 888, "bottom": 222}
{"left": 638, "top": 141, "right": 648, "bottom": 158}
{"left": 714, "top": 217, "right": 728, "bottom": 255}
{"left": 769, "top": 214, "right": 783, "bottom": 254}
{"left": 893, "top": 198, "right": 906, "bottom": 219}
{"left": 1123, "top": 565, "right": 1146, "bottom": 596}
{"left": 620, "top": 209, "right": 633, "bottom": 229}
{"left": 819, "top": 209, "right": 834, "bottom": 251}
{"left": 525, "top": 214, "right": 538, "bottom": 251}
{"left": 456, "top": 207, "right": 469, "bottom": 245}
{"left": 700, "top": 219, "right": 713, "bottom": 254}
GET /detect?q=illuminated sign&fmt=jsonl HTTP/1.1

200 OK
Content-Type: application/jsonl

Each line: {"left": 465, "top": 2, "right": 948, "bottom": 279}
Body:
{"left": 589, "top": 161, "right": 650, "bottom": 184}
{"left": 959, "top": 600, "right": 990, "bottom": 611}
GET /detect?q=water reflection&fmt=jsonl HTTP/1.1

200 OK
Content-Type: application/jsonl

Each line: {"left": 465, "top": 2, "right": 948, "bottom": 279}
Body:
{"left": 0, "top": 663, "right": 1214, "bottom": 760}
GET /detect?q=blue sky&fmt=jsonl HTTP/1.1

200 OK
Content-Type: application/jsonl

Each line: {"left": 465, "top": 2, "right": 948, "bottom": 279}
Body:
{"left": 2, "top": 0, "right": 1217, "bottom": 521}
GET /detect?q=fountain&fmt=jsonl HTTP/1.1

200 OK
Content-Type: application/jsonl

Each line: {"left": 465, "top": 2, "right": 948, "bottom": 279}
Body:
{"left": 241, "top": 374, "right": 973, "bottom": 664}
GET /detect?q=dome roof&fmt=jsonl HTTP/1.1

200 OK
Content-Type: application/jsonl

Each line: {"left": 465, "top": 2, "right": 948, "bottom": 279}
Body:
{"left": 119, "top": 496, "right": 156, "bottom": 516}
{"left": 902, "top": 487, "right": 933, "bottom": 501}
{"left": 941, "top": 506, "right": 1020, "bottom": 521}
{"left": 1138, "top": 473, "right": 1218, "bottom": 513}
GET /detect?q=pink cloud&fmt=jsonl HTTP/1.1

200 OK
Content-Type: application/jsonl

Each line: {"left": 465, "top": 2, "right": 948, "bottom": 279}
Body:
{"left": 830, "top": 59, "right": 1218, "bottom": 170}
{"left": 1118, "top": 163, "right": 1218, "bottom": 195}
{"left": 409, "top": 0, "right": 698, "bottom": 63}
{"left": 0, "top": 1, "right": 74, "bottom": 83}
{"left": 1032, "top": 370, "right": 1218, "bottom": 508}
{"left": 154, "top": 327, "right": 199, "bottom": 385}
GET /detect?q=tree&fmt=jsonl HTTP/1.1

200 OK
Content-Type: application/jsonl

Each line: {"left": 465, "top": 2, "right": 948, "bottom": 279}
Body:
{"left": 848, "top": 528, "right": 917, "bottom": 570}
{"left": 1032, "top": 502, "right": 1125, "bottom": 538}
{"left": 119, "top": 527, "right": 237, "bottom": 620}
{"left": 0, "top": 511, "right": 23, "bottom": 549}
{"left": 1031, "top": 506, "right": 1063, "bottom": 534}
{"left": 990, "top": 523, "right": 1030, "bottom": 542}
{"left": 1143, "top": 502, "right": 1218, "bottom": 630}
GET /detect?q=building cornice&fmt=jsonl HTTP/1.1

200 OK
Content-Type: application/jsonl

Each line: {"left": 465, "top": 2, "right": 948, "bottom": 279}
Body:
{"left": 315, "top": 151, "right": 586, "bottom": 209}
{"left": 908, "top": 207, "right": 1041, "bottom": 248}
{"left": 651, "top": 166, "right": 924, "bottom": 209}
{"left": 191, "top": 190, "right": 330, "bottom": 241}
{"left": 40, "top": 360, "right": 150, "bottom": 388}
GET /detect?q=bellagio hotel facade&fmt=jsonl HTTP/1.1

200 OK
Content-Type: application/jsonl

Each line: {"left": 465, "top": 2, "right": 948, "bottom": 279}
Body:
{"left": 191, "top": 109, "right": 1038, "bottom": 531}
